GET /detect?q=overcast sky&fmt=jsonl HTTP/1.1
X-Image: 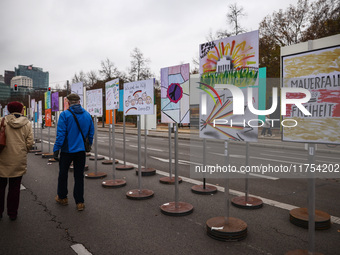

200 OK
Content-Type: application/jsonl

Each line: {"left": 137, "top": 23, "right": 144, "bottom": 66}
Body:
{"left": 0, "top": 0, "right": 304, "bottom": 88}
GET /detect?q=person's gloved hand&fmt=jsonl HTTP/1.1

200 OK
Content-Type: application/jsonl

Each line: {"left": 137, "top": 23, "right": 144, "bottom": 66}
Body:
{"left": 53, "top": 150, "right": 60, "bottom": 161}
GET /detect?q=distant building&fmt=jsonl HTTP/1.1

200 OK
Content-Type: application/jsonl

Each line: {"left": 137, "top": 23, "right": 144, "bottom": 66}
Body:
{"left": 0, "top": 75, "right": 4, "bottom": 83}
{"left": 11, "top": 76, "right": 33, "bottom": 89}
{"left": 15, "top": 65, "right": 49, "bottom": 89}
{"left": 4, "top": 70, "right": 15, "bottom": 86}
{"left": 0, "top": 82, "right": 10, "bottom": 102}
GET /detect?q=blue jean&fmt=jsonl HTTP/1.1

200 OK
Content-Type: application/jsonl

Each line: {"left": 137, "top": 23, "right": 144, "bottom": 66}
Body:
{"left": 58, "top": 151, "right": 86, "bottom": 204}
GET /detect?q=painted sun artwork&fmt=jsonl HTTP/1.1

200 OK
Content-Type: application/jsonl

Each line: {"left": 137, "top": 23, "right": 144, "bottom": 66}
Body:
{"left": 199, "top": 30, "right": 259, "bottom": 88}
{"left": 199, "top": 31, "right": 259, "bottom": 141}
{"left": 161, "top": 63, "right": 190, "bottom": 124}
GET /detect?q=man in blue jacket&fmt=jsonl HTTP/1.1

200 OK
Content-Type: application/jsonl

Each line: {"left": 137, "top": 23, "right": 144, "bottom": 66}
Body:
{"left": 53, "top": 93, "right": 94, "bottom": 211}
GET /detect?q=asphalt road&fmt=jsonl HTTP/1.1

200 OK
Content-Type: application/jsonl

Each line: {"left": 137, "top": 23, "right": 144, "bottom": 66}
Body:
{"left": 1, "top": 126, "right": 339, "bottom": 255}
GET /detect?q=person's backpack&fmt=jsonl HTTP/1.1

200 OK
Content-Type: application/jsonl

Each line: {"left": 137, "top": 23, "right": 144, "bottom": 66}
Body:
{"left": 0, "top": 118, "right": 6, "bottom": 153}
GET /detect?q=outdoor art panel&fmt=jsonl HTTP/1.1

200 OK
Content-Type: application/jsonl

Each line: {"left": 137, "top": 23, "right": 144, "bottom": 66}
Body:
{"left": 282, "top": 46, "right": 340, "bottom": 144}
{"left": 161, "top": 63, "right": 190, "bottom": 124}
{"left": 51, "top": 92, "right": 59, "bottom": 112}
{"left": 44, "top": 91, "right": 51, "bottom": 110}
{"left": 86, "top": 89, "right": 103, "bottom": 116}
{"left": 71, "top": 82, "right": 84, "bottom": 107}
{"left": 105, "top": 78, "right": 119, "bottom": 110}
{"left": 199, "top": 30, "right": 259, "bottom": 141}
{"left": 124, "top": 79, "right": 154, "bottom": 116}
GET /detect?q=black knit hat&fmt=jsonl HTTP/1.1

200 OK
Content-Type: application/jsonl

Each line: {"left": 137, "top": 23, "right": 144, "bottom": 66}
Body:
{"left": 8, "top": 101, "right": 23, "bottom": 113}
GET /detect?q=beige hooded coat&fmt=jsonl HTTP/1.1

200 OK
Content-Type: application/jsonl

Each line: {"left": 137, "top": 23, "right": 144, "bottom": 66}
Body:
{"left": 0, "top": 113, "right": 33, "bottom": 178}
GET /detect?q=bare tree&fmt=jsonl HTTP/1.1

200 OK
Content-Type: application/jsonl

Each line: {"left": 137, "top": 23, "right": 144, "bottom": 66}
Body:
{"left": 204, "top": 2, "right": 245, "bottom": 43}
{"left": 72, "top": 70, "right": 88, "bottom": 86}
{"left": 302, "top": 0, "right": 340, "bottom": 41}
{"left": 260, "top": 0, "right": 309, "bottom": 46}
{"left": 86, "top": 70, "right": 98, "bottom": 88}
{"left": 128, "top": 47, "right": 153, "bottom": 81}
{"left": 205, "top": 28, "right": 217, "bottom": 42}
{"left": 227, "top": 3, "right": 247, "bottom": 35}
{"left": 99, "top": 58, "right": 120, "bottom": 80}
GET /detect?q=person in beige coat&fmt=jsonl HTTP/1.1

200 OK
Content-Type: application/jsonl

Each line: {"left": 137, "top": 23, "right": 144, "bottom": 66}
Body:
{"left": 0, "top": 101, "right": 33, "bottom": 220}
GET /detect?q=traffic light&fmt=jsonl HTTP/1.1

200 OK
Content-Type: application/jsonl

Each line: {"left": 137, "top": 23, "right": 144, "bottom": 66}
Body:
{"left": 48, "top": 87, "right": 51, "bottom": 91}
{"left": 14, "top": 84, "right": 18, "bottom": 92}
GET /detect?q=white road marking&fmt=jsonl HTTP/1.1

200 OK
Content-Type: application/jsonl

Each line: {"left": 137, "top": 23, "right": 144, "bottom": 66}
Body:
{"left": 250, "top": 156, "right": 304, "bottom": 165}
{"left": 210, "top": 152, "right": 245, "bottom": 158}
{"left": 71, "top": 244, "right": 92, "bottom": 255}
{"left": 150, "top": 156, "right": 202, "bottom": 166}
{"left": 260, "top": 153, "right": 306, "bottom": 161}
{"left": 129, "top": 144, "right": 164, "bottom": 152}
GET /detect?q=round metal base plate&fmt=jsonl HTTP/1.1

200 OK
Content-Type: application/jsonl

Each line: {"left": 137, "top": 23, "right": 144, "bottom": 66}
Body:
{"left": 126, "top": 189, "right": 154, "bottom": 200}
{"left": 285, "top": 249, "right": 323, "bottom": 255}
{"left": 159, "top": 176, "right": 183, "bottom": 185}
{"left": 231, "top": 196, "right": 263, "bottom": 209}
{"left": 85, "top": 172, "right": 107, "bottom": 179}
{"left": 102, "top": 179, "right": 126, "bottom": 188}
{"left": 135, "top": 168, "right": 156, "bottom": 176}
{"left": 116, "top": 164, "right": 134, "bottom": 171}
{"left": 160, "top": 202, "right": 194, "bottom": 216}
{"left": 89, "top": 156, "right": 105, "bottom": 161}
{"left": 69, "top": 165, "right": 89, "bottom": 171}
{"left": 191, "top": 184, "right": 217, "bottom": 195}
{"left": 101, "top": 160, "right": 119, "bottom": 165}
{"left": 289, "top": 208, "right": 331, "bottom": 230}
{"left": 42, "top": 153, "right": 54, "bottom": 158}
{"left": 206, "top": 217, "right": 247, "bottom": 241}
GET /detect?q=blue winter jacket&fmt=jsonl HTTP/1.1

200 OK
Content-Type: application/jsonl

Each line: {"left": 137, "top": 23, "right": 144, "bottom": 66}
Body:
{"left": 53, "top": 104, "right": 94, "bottom": 153}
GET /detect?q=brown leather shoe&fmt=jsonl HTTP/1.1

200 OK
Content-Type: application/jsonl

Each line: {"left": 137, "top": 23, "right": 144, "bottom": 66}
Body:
{"left": 76, "top": 203, "right": 85, "bottom": 211}
{"left": 55, "top": 195, "right": 68, "bottom": 206}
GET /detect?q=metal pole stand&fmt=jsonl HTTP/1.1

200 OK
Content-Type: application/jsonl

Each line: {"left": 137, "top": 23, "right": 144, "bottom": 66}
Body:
{"left": 136, "top": 115, "right": 156, "bottom": 176}
{"left": 231, "top": 142, "right": 263, "bottom": 209}
{"left": 102, "top": 120, "right": 118, "bottom": 165}
{"left": 289, "top": 144, "right": 330, "bottom": 230}
{"left": 116, "top": 114, "right": 134, "bottom": 170}
{"left": 160, "top": 123, "right": 193, "bottom": 216}
{"left": 191, "top": 139, "right": 217, "bottom": 195}
{"left": 42, "top": 126, "right": 54, "bottom": 158}
{"left": 102, "top": 161, "right": 119, "bottom": 165}
{"left": 85, "top": 116, "right": 107, "bottom": 179}
{"left": 35, "top": 124, "right": 44, "bottom": 156}
{"left": 206, "top": 141, "right": 247, "bottom": 241}
{"left": 126, "top": 115, "right": 154, "bottom": 200}
{"left": 48, "top": 112, "right": 59, "bottom": 163}
{"left": 102, "top": 110, "right": 126, "bottom": 188}
{"left": 160, "top": 123, "right": 182, "bottom": 185}
{"left": 286, "top": 144, "right": 327, "bottom": 255}
{"left": 30, "top": 117, "right": 41, "bottom": 153}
